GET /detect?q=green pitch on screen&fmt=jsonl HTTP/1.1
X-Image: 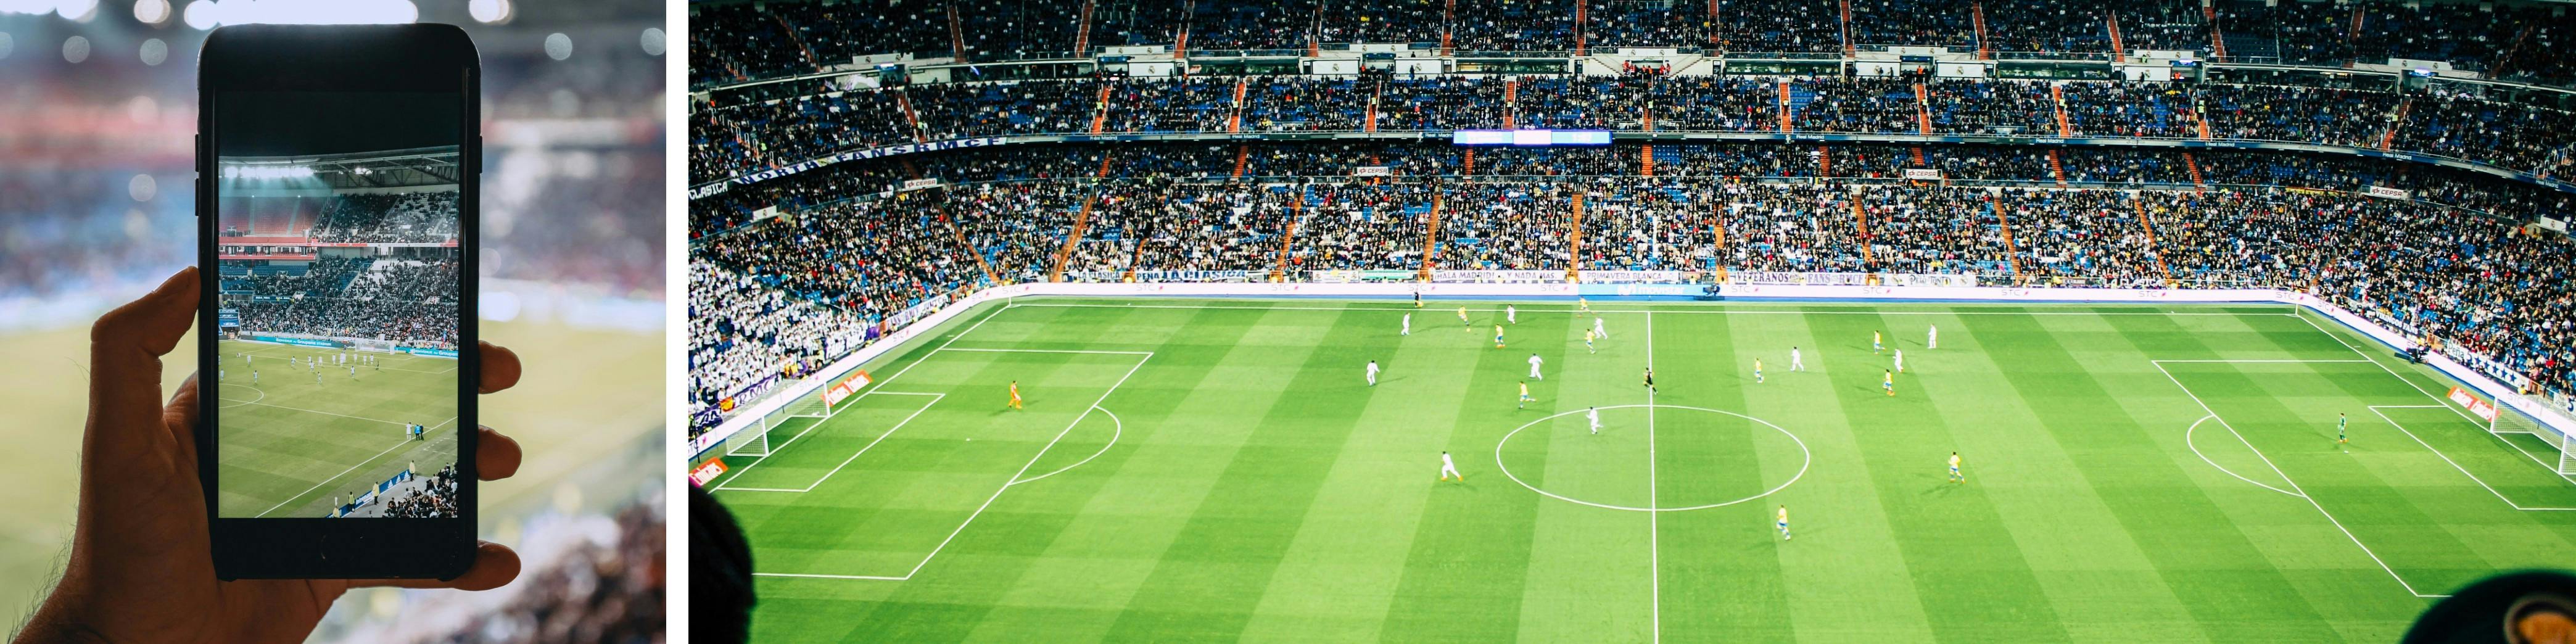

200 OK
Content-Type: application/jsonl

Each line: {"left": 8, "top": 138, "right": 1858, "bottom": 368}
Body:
{"left": 213, "top": 340, "right": 458, "bottom": 518}
{"left": 706, "top": 299, "right": 2576, "bottom": 643}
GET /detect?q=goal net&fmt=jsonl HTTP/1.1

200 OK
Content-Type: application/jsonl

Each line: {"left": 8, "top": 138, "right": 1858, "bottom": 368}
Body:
{"left": 725, "top": 392, "right": 832, "bottom": 458}
{"left": 2477, "top": 389, "right": 2576, "bottom": 475}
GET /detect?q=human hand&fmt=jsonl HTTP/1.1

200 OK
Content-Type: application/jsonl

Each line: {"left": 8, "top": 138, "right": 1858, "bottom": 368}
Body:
{"left": 12, "top": 267, "right": 526, "bottom": 644}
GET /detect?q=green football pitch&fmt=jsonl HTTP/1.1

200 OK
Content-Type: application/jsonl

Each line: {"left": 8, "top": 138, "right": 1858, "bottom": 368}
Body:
{"left": 212, "top": 339, "right": 460, "bottom": 518}
{"left": 705, "top": 297, "right": 2576, "bottom": 643}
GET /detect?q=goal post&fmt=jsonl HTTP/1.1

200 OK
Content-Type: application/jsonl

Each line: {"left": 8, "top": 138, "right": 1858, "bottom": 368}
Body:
{"left": 723, "top": 369, "right": 870, "bottom": 459}
{"left": 2465, "top": 387, "right": 2576, "bottom": 476}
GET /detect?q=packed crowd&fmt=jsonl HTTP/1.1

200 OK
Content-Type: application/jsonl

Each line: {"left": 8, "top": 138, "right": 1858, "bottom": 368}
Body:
{"left": 229, "top": 255, "right": 463, "bottom": 347}
{"left": 379, "top": 464, "right": 461, "bottom": 518}
{"left": 688, "top": 139, "right": 2575, "bottom": 431}
{"left": 692, "top": 73, "right": 2576, "bottom": 183}
{"left": 308, "top": 192, "right": 461, "bottom": 244}
{"left": 695, "top": 0, "right": 2576, "bottom": 89}
{"left": 688, "top": 260, "right": 873, "bottom": 415}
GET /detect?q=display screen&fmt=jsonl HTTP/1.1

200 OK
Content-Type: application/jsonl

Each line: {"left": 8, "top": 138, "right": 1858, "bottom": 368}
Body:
{"left": 1452, "top": 129, "right": 1613, "bottom": 146}
{"left": 212, "top": 90, "right": 463, "bottom": 518}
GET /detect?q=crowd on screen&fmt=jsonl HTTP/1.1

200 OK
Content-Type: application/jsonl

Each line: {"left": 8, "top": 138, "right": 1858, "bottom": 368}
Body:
{"left": 227, "top": 255, "right": 462, "bottom": 348}
{"left": 381, "top": 464, "right": 461, "bottom": 518}
{"left": 690, "top": 73, "right": 2576, "bottom": 185}
{"left": 308, "top": 192, "right": 461, "bottom": 244}
{"left": 692, "top": 0, "right": 2572, "bottom": 89}
{"left": 683, "top": 141, "right": 2576, "bottom": 438}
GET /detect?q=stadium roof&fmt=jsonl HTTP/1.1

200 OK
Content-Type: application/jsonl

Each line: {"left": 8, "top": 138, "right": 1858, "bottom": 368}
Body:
{"left": 220, "top": 146, "right": 461, "bottom": 189}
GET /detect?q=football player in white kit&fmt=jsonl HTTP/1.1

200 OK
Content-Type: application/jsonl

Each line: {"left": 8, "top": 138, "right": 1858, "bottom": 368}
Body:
{"left": 1527, "top": 353, "right": 1544, "bottom": 379}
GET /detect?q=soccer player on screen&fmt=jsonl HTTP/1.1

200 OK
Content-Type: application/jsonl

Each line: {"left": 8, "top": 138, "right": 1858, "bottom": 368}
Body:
{"left": 1402, "top": 313, "right": 1411, "bottom": 336}
{"left": 1883, "top": 369, "right": 1894, "bottom": 396}
{"left": 1790, "top": 346, "right": 1804, "bottom": 371}
{"left": 1754, "top": 358, "right": 1764, "bottom": 383}
{"left": 1643, "top": 367, "right": 1656, "bottom": 394}
{"left": 1585, "top": 329, "right": 1597, "bottom": 353}
{"left": 1009, "top": 381, "right": 1024, "bottom": 410}
{"left": 1439, "top": 451, "right": 1464, "bottom": 482}
{"left": 1519, "top": 381, "right": 1533, "bottom": 409}
{"left": 1893, "top": 349, "right": 1905, "bottom": 373}
{"left": 1928, "top": 324, "right": 1939, "bottom": 349}
{"left": 1588, "top": 407, "right": 1601, "bottom": 435}
{"left": 1776, "top": 505, "right": 1791, "bottom": 540}
{"left": 1579, "top": 297, "right": 1592, "bottom": 313}
{"left": 1506, "top": 304, "right": 1517, "bottom": 324}
{"left": 1366, "top": 360, "right": 1380, "bottom": 387}
{"left": 1527, "top": 353, "right": 1543, "bottom": 379}
{"left": 1949, "top": 452, "right": 1964, "bottom": 482}
{"left": 1413, "top": 291, "right": 1422, "bottom": 308}
{"left": 1458, "top": 306, "right": 1470, "bottom": 329}
{"left": 1593, "top": 316, "right": 1609, "bottom": 339}
{"left": 2337, "top": 412, "right": 2348, "bottom": 444}
{"left": 1495, "top": 324, "right": 1506, "bottom": 349}
{"left": 1873, "top": 330, "right": 1884, "bottom": 353}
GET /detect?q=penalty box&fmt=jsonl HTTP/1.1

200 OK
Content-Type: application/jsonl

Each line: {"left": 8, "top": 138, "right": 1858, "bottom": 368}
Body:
{"left": 720, "top": 347, "right": 1149, "bottom": 580}
{"left": 2160, "top": 358, "right": 2576, "bottom": 598}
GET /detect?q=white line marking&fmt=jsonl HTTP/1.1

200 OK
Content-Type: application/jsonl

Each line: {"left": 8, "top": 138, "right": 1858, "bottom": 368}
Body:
{"left": 2152, "top": 359, "right": 2376, "bottom": 363}
{"left": 712, "top": 307, "right": 1008, "bottom": 479}
{"left": 897, "top": 353, "right": 1150, "bottom": 580}
{"left": 234, "top": 401, "right": 409, "bottom": 427}
{"left": 714, "top": 394, "right": 946, "bottom": 493}
{"left": 2289, "top": 312, "right": 2576, "bottom": 486}
{"left": 937, "top": 347, "right": 1154, "bottom": 355}
{"left": 253, "top": 437, "right": 424, "bottom": 518}
{"left": 1645, "top": 310, "right": 1659, "bottom": 644}
{"left": 752, "top": 572, "right": 910, "bottom": 580}
{"left": 2154, "top": 361, "right": 2446, "bottom": 598}
{"left": 2369, "top": 406, "right": 2576, "bottom": 511}
{"left": 216, "top": 382, "right": 266, "bottom": 409}
{"left": 1493, "top": 404, "right": 1811, "bottom": 512}
{"left": 1007, "top": 405, "right": 1122, "bottom": 486}
{"left": 2183, "top": 414, "right": 2304, "bottom": 498}
{"left": 1006, "top": 302, "right": 2271, "bottom": 316}
{"left": 744, "top": 350, "right": 1154, "bottom": 581}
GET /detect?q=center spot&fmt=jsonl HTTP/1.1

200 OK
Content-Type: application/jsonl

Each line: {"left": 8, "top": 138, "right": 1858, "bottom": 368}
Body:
{"left": 1494, "top": 404, "right": 1809, "bottom": 512}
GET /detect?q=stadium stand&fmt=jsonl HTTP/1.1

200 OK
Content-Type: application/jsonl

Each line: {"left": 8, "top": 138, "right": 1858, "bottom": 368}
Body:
{"left": 688, "top": 74, "right": 2576, "bottom": 183}
{"left": 685, "top": 1, "right": 2576, "bottom": 437}
{"left": 685, "top": 139, "right": 2576, "bottom": 437}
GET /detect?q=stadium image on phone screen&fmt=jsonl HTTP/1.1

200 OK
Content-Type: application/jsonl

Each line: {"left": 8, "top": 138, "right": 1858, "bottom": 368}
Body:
{"left": 213, "top": 92, "right": 461, "bottom": 519}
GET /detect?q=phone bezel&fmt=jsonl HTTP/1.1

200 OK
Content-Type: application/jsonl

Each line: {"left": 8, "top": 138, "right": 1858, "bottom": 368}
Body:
{"left": 196, "top": 23, "right": 481, "bottom": 580}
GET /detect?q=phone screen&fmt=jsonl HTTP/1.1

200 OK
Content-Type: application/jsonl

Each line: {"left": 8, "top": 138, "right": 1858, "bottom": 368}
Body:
{"left": 210, "top": 90, "right": 464, "bottom": 519}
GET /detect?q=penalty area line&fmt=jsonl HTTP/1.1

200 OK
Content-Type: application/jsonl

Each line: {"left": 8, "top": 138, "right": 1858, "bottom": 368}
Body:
{"left": 2157, "top": 361, "right": 2449, "bottom": 598}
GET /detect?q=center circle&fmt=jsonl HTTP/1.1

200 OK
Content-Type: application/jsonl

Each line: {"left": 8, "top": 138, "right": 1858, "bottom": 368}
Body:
{"left": 217, "top": 382, "right": 265, "bottom": 409}
{"left": 1493, "top": 404, "right": 1810, "bottom": 512}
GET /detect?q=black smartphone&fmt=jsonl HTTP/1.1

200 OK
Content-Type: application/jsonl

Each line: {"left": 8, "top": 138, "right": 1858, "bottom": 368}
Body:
{"left": 196, "top": 23, "right": 480, "bottom": 580}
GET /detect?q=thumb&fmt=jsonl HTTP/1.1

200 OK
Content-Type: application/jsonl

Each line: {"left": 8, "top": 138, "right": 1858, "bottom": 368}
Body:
{"left": 87, "top": 268, "right": 200, "bottom": 466}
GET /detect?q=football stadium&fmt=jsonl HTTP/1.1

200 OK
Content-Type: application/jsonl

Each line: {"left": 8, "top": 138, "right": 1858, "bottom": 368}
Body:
{"left": 687, "top": 1, "right": 2575, "bottom": 640}
{"left": 215, "top": 148, "right": 465, "bottom": 519}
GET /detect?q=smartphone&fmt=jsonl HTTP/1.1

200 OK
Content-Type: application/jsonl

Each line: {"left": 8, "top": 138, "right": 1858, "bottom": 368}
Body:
{"left": 196, "top": 24, "right": 480, "bottom": 580}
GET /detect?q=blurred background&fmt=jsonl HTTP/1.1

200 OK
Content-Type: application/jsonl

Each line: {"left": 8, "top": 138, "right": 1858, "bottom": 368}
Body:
{"left": 0, "top": 1, "right": 666, "bottom": 642}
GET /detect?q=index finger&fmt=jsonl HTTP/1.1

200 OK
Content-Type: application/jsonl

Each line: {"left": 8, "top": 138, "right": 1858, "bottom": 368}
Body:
{"left": 478, "top": 341, "right": 520, "bottom": 394}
